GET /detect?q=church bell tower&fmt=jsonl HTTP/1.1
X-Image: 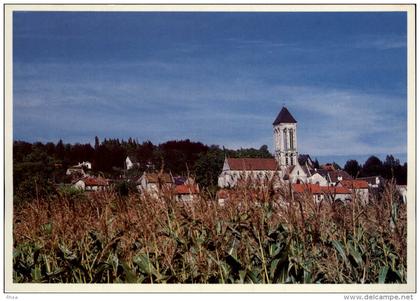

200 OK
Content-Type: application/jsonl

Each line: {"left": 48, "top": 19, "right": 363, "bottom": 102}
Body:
{"left": 273, "top": 107, "right": 298, "bottom": 167}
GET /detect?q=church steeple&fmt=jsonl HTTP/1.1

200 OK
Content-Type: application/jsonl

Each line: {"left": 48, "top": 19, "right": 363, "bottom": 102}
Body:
{"left": 273, "top": 107, "right": 298, "bottom": 167}
{"left": 273, "top": 107, "right": 297, "bottom": 125}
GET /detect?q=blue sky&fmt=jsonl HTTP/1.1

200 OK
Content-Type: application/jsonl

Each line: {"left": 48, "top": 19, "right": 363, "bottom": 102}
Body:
{"left": 13, "top": 12, "right": 407, "bottom": 164}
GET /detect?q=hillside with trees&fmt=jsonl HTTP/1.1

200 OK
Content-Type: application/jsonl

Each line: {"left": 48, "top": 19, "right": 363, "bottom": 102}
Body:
{"left": 13, "top": 137, "right": 407, "bottom": 203}
{"left": 13, "top": 138, "right": 273, "bottom": 202}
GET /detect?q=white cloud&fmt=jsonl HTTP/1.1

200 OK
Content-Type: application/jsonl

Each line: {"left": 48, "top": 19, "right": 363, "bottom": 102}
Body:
{"left": 351, "top": 34, "right": 406, "bottom": 50}
{"left": 13, "top": 60, "right": 407, "bottom": 158}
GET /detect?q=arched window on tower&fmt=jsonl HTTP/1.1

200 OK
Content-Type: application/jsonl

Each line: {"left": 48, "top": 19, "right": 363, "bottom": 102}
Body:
{"left": 285, "top": 155, "right": 289, "bottom": 166}
{"left": 283, "top": 128, "right": 288, "bottom": 150}
{"left": 289, "top": 128, "right": 294, "bottom": 150}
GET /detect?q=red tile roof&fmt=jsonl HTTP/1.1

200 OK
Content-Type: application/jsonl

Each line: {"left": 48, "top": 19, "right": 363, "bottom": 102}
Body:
{"left": 292, "top": 183, "right": 350, "bottom": 194}
{"left": 227, "top": 158, "right": 278, "bottom": 171}
{"left": 320, "top": 186, "right": 350, "bottom": 194}
{"left": 340, "top": 180, "right": 369, "bottom": 189}
{"left": 217, "top": 189, "right": 229, "bottom": 198}
{"left": 292, "top": 184, "right": 321, "bottom": 194}
{"left": 144, "top": 172, "right": 173, "bottom": 183}
{"left": 174, "top": 184, "right": 199, "bottom": 194}
{"left": 83, "top": 177, "right": 109, "bottom": 186}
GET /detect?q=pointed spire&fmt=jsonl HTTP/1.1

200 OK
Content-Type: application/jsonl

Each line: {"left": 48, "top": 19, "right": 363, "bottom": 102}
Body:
{"left": 273, "top": 106, "right": 297, "bottom": 125}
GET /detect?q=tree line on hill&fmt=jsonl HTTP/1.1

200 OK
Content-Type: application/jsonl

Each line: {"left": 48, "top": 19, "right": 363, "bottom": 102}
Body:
{"left": 13, "top": 137, "right": 406, "bottom": 203}
{"left": 343, "top": 155, "right": 407, "bottom": 186}
{"left": 13, "top": 137, "right": 272, "bottom": 203}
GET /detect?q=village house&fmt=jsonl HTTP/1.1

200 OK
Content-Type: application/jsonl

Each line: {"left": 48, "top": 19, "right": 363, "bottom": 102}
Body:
{"left": 325, "top": 170, "right": 353, "bottom": 186}
{"left": 357, "top": 176, "right": 385, "bottom": 189}
{"left": 174, "top": 183, "right": 200, "bottom": 202}
{"left": 292, "top": 183, "right": 352, "bottom": 203}
{"left": 76, "top": 161, "right": 92, "bottom": 170}
{"left": 307, "top": 171, "right": 329, "bottom": 186}
{"left": 137, "top": 171, "right": 174, "bottom": 196}
{"left": 66, "top": 161, "right": 92, "bottom": 176}
{"left": 125, "top": 155, "right": 140, "bottom": 170}
{"left": 338, "top": 179, "right": 369, "bottom": 204}
{"left": 73, "top": 176, "right": 110, "bottom": 191}
{"left": 173, "top": 176, "right": 196, "bottom": 186}
{"left": 66, "top": 166, "right": 86, "bottom": 176}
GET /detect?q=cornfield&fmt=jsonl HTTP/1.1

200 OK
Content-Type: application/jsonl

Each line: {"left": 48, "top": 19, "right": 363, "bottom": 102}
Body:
{"left": 13, "top": 180, "right": 406, "bottom": 283}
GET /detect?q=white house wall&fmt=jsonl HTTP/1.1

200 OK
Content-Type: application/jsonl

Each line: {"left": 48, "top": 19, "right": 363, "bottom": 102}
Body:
{"left": 126, "top": 158, "right": 134, "bottom": 170}
{"left": 73, "top": 180, "right": 85, "bottom": 190}
{"left": 218, "top": 170, "right": 281, "bottom": 188}
{"left": 308, "top": 173, "right": 329, "bottom": 186}
{"left": 288, "top": 164, "right": 307, "bottom": 184}
{"left": 397, "top": 185, "right": 407, "bottom": 204}
{"left": 354, "top": 189, "right": 369, "bottom": 205}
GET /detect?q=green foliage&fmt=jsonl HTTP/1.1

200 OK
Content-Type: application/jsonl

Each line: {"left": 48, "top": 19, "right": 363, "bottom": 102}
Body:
{"left": 13, "top": 144, "right": 59, "bottom": 203}
{"left": 227, "top": 145, "right": 273, "bottom": 159}
{"left": 14, "top": 139, "right": 279, "bottom": 191}
{"left": 344, "top": 155, "right": 407, "bottom": 184}
{"left": 56, "top": 185, "right": 86, "bottom": 202}
{"left": 193, "top": 147, "right": 225, "bottom": 191}
{"left": 344, "top": 160, "right": 361, "bottom": 178}
{"left": 114, "top": 181, "right": 138, "bottom": 197}
{"left": 361, "top": 156, "right": 384, "bottom": 177}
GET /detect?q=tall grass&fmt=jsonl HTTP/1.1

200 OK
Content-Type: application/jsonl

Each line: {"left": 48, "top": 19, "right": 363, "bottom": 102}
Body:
{"left": 13, "top": 180, "right": 406, "bottom": 283}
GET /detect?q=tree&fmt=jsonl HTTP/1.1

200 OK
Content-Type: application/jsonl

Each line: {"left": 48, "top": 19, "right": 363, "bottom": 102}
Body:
{"left": 158, "top": 139, "right": 208, "bottom": 175}
{"left": 383, "top": 155, "right": 400, "bottom": 179}
{"left": 395, "top": 162, "right": 407, "bottom": 185}
{"left": 193, "top": 146, "right": 224, "bottom": 193}
{"left": 231, "top": 145, "right": 273, "bottom": 159}
{"left": 13, "top": 141, "right": 33, "bottom": 162}
{"left": 13, "top": 148, "right": 56, "bottom": 204}
{"left": 94, "top": 136, "right": 100, "bottom": 150}
{"left": 56, "top": 139, "right": 65, "bottom": 161}
{"left": 344, "top": 159, "right": 361, "bottom": 178}
{"left": 258, "top": 145, "right": 272, "bottom": 157}
{"left": 361, "top": 156, "right": 383, "bottom": 177}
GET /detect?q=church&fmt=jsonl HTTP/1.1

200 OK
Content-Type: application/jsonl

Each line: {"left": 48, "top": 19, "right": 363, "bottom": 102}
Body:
{"left": 218, "top": 107, "right": 308, "bottom": 188}
{"left": 217, "top": 107, "right": 350, "bottom": 188}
